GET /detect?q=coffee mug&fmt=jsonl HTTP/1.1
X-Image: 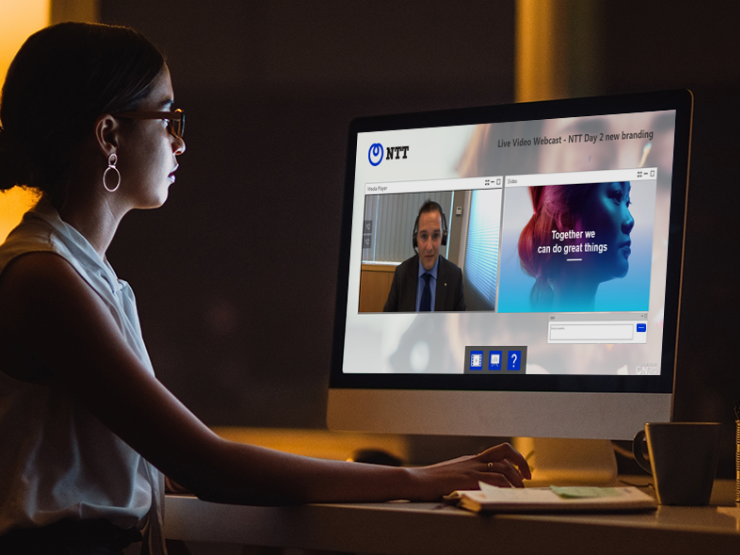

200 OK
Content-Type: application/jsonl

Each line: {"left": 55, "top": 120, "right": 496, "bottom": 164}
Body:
{"left": 632, "top": 422, "right": 721, "bottom": 505}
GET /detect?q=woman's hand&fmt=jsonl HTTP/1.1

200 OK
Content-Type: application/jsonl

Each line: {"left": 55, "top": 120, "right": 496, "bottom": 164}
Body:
{"left": 406, "top": 443, "right": 531, "bottom": 501}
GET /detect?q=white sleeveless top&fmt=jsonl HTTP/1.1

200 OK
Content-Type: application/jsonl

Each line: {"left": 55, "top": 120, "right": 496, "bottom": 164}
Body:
{"left": 0, "top": 201, "right": 165, "bottom": 553}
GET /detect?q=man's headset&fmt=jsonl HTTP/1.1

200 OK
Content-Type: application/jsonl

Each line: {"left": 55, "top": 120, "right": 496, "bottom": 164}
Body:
{"left": 412, "top": 200, "right": 448, "bottom": 252}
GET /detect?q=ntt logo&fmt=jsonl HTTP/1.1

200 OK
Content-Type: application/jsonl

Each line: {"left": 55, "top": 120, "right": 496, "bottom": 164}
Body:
{"left": 368, "top": 143, "right": 410, "bottom": 166}
{"left": 368, "top": 143, "right": 383, "bottom": 166}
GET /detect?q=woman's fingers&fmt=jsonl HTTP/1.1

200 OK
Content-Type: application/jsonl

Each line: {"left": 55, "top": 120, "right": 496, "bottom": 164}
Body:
{"left": 478, "top": 470, "right": 513, "bottom": 488}
{"left": 412, "top": 442, "right": 532, "bottom": 499}
{"left": 479, "top": 443, "right": 532, "bottom": 481}
{"left": 482, "top": 459, "right": 524, "bottom": 488}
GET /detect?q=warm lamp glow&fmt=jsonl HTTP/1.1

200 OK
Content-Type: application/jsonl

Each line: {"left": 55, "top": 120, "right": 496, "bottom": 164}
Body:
{"left": 0, "top": 1, "right": 49, "bottom": 81}
{"left": 515, "top": 0, "right": 564, "bottom": 102}
{"left": 515, "top": 1, "right": 600, "bottom": 102}
{"left": 0, "top": 0, "right": 49, "bottom": 243}
{"left": 0, "top": 188, "right": 40, "bottom": 242}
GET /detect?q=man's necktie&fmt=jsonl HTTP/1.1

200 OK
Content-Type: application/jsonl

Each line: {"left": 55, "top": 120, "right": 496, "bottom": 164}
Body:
{"left": 420, "top": 273, "right": 432, "bottom": 311}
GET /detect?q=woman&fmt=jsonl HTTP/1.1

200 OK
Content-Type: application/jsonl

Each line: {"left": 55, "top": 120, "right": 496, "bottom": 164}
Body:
{"left": 0, "top": 23, "right": 529, "bottom": 554}
{"left": 518, "top": 182, "right": 635, "bottom": 311}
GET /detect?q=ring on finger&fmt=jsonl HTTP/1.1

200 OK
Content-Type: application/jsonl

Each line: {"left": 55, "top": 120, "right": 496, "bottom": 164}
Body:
{"left": 487, "top": 462, "right": 494, "bottom": 471}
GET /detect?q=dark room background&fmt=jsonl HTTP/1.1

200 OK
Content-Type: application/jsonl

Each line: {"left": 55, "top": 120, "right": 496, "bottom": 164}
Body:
{"left": 100, "top": 0, "right": 517, "bottom": 427}
{"left": 98, "top": 1, "right": 740, "bottom": 473}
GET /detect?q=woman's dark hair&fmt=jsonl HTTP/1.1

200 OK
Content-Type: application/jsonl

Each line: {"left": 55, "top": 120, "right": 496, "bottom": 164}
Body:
{"left": 0, "top": 22, "right": 165, "bottom": 198}
{"left": 517, "top": 183, "right": 596, "bottom": 309}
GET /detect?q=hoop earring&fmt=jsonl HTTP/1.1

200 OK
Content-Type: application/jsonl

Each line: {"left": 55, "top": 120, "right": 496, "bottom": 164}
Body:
{"left": 103, "top": 153, "right": 121, "bottom": 192}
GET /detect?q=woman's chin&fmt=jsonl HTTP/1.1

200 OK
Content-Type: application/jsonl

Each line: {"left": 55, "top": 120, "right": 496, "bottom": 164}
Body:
{"left": 138, "top": 193, "right": 168, "bottom": 210}
{"left": 152, "top": 186, "right": 170, "bottom": 207}
{"left": 610, "top": 262, "right": 629, "bottom": 280}
{"left": 618, "top": 259, "right": 630, "bottom": 277}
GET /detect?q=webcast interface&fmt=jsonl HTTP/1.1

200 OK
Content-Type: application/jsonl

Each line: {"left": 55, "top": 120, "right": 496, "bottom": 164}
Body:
{"left": 345, "top": 110, "right": 676, "bottom": 376}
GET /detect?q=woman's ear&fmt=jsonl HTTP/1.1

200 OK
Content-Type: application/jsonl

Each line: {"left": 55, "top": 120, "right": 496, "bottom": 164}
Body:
{"left": 94, "top": 114, "right": 121, "bottom": 159}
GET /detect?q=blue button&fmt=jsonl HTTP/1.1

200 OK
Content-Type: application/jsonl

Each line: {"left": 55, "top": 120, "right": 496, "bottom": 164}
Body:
{"left": 469, "top": 351, "right": 484, "bottom": 370}
{"left": 637, "top": 323, "right": 646, "bottom": 332}
{"left": 507, "top": 350, "right": 522, "bottom": 371}
{"left": 488, "top": 351, "right": 502, "bottom": 371}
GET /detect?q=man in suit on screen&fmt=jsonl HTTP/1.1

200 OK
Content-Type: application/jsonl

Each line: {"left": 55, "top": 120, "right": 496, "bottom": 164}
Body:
{"left": 383, "top": 200, "right": 466, "bottom": 312}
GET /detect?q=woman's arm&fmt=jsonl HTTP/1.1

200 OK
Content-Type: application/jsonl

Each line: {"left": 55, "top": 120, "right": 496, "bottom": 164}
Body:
{"left": 0, "top": 252, "right": 529, "bottom": 505}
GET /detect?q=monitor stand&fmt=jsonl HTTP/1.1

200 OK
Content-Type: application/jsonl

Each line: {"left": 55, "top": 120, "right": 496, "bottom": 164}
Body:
{"left": 513, "top": 437, "right": 618, "bottom": 486}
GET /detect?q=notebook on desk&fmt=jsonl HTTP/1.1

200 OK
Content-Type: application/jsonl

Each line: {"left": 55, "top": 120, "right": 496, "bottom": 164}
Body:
{"left": 446, "top": 482, "right": 657, "bottom": 513}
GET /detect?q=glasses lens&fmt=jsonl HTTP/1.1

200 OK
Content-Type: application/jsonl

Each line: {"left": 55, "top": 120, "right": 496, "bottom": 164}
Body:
{"left": 171, "top": 110, "right": 184, "bottom": 138}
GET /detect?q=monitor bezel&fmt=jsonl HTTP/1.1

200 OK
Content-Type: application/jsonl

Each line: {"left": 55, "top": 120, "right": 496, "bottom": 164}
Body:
{"left": 330, "top": 89, "right": 692, "bottom": 396}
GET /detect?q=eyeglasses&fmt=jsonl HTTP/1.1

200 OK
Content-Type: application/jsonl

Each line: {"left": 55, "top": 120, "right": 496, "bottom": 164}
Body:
{"left": 113, "top": 108, "right": 185, "bottom": 139}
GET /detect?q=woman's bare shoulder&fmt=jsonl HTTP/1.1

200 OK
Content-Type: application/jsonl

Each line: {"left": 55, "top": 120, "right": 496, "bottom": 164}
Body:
{"left": 0, "top": 250, "right": 143, "bottom": 388}
{"left": 0, "top": 250, "right": 223, "bottom": 479}
{"left": 0, "top": 249, "right": 80, "bottom": 284}
{"left": 0, "top": 251, "right": 98, "bottom": 335}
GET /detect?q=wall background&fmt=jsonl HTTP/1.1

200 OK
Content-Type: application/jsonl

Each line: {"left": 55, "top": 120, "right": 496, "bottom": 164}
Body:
{"left": 93, "top": 1, "right": 739, "bottom": 473}
{"left": 101, "top": 0, "right": 516, "bottom": 427}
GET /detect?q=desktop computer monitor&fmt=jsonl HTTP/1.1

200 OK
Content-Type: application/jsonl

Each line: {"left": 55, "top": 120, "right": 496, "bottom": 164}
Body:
{"left": 328, "top": 90, "right": 693, "bottom": 449}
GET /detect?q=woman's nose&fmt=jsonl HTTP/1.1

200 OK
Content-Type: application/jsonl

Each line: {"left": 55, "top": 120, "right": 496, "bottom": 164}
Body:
{"left": 622, "top": 210, "right": 635, "bottom": 234}
{"left": 174, "top": 136, "right": 186, "bottom": 155}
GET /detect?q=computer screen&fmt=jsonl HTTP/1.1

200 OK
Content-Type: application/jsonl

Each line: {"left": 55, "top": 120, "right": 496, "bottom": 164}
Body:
{"left": 328, "top": 90, "right": 692, "bottom": 442}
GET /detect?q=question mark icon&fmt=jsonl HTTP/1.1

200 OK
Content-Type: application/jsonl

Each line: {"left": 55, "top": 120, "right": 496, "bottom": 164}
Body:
{"left": 508, "top": 350, "right": 521, "bottom": 370}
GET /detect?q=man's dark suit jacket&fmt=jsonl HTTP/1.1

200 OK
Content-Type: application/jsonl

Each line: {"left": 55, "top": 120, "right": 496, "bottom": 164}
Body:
{"left": 383, "top": 254, "right": 466, "bottom": 312}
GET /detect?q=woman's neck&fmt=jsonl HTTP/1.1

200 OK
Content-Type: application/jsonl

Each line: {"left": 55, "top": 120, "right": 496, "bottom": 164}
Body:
{"left": 53, "top": 189, "right": 126, "bottom": 258}
{"left": 551, "top": 276, "right": 599, "bottom": 312}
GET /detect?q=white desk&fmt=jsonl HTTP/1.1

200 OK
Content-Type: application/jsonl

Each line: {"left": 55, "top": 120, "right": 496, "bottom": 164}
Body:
{"left": 165, "top": 480, "right": 740, "bottom": 555}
